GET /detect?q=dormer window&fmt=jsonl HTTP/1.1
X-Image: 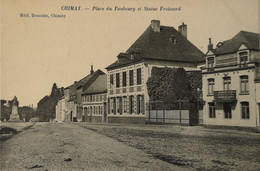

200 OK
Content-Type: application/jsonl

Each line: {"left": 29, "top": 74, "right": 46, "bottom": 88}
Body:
{"left": 239, "top": 51, "right": 248, "bottom": 67}
{"left": 207, "top": 57, "right": 214, "bottom": 71}
{"left": 217, "top": 42, "right": 223, "bottom": 47}
{"left": 168, "top": 34, "right": 177, "bottom": 44}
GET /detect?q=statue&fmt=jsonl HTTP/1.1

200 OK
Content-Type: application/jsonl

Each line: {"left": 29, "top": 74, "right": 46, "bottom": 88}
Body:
{"left": 9, "top": 96, "right": 22, "bottom": 122}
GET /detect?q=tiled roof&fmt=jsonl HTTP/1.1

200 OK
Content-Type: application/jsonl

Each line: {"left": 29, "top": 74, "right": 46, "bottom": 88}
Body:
{"left": 106, "top": 23, "right": 204, "bottom": 70}
{"left": 82, "top": 74, "right": 107, "bottom": 95}
{"left": 214, "top": 31, "right": 259, "bottom": 55}
{"left": 67, "top": 69, "right": 105, "bottom": 102}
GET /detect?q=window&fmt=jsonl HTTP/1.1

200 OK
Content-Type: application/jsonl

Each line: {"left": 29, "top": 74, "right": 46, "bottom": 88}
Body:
{"left": 116, "top": 73, "right": 120, "bottom": 88}
{"left": 137, "top": 68, "right": 142, "bottom": 85}
{"left": 108, "top": 98, "right": 110, "bottom": 114}
{"left": 137, "top": 95, "right": 144, "bottom": 114}
{"left": 223, "top": 77, "right": 231, "bottom": 91}
{"left": 129, "top": 95, "right": 134, "bottom": 114}
{"left": 208, "top": 79, "right": 215, "bottom": 95}
{"left": 207, "top": 57, "right": 214, "bottom": 71}
{"left": 123, "top": 97, "right": 127, "bottom": 113}
{"left": 239, "top": 51, "right": 248, "bottom": 67}
{"left": 117, "top": 98, "right": 120, "bottom": 113}
{"left": 208, "top": 103, "right": 215, "bottom": 118}
{"left": 110, "top": 98, "right": 114, "bottom": 114}
{"left": 129, "top": 70, "right": 134, "bottom": 86}
{"left": 240, "top": 76, "right": 249, "bottom": 94}
{"left": 241, "top": 102, "right": 250, "bottom": 119}
{"left": 224, "top": 102, "right": 232, "bottom": 119}
{"left": 110, "top": 74, "right": 114, "bottom": 88}
{"left": 122, "top": 72, "right": 127, "bottom": 87}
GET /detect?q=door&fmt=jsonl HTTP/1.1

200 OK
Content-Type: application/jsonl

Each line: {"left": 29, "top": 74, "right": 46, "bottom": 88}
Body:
{"left": 224, "top": 102, "right": 232, "bottom": 119}
{"left": 103, "top": 102, "right": 107, "bottom": 122}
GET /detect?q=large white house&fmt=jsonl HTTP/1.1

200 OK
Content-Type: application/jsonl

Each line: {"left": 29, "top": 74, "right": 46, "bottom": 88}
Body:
{"left": 105, "top": 20, "right": 205, "bottom": 124}
{"left": 202, "top": 31, "right": 260, "bottom": 129}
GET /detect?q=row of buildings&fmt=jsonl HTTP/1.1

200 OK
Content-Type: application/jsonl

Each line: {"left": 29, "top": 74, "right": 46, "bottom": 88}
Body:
{"left": 56, "top": 20, "right": 260, "bottom": 129}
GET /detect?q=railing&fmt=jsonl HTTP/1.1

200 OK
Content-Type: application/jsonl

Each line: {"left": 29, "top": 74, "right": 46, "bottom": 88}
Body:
{"left": 214, "top": 90, "right": 236, "bottom": 102}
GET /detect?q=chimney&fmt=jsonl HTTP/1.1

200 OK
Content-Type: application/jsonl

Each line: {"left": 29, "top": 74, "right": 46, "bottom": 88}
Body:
{"left": 90, "top": 64, "right": 94, "bottom": 74}
{"left": 208, "top": 38, "right": 213, "bottom": 51}
{"left": 151, "top": 20, "right": 160, "bottom": 32}
{"left": 178, "top": 22, "right": 187, "bottom": 38}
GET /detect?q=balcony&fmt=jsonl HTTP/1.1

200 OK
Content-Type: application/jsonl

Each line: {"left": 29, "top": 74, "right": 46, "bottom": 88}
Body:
{"left": 214, "top": 90, "right": 237, "bottom": 102}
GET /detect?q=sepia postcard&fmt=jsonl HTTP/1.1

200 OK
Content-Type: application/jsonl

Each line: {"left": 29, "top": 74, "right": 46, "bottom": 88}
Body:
{"left": 0, "top": 0, "right": 260, "bottom": 170}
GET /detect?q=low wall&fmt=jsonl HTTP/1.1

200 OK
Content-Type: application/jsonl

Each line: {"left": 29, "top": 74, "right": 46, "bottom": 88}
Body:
{"left": 108, "top": 116, "right": 146, "bottom": 124}
{"left": 85, "top": 115, "right": 103, "bottom": 123}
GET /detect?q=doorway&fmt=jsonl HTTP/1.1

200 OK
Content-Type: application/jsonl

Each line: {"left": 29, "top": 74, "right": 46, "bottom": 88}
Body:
{"left": 224, "top": 102, "right": 232, "bottom": 119}
{"left": 103, "top": 102, "right": 107, "bottom": 123}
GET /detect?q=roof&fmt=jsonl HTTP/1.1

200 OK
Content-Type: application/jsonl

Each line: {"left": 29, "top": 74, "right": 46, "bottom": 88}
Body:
{"left": 67, "top": 69, "right": 105, "bottom": 102}
{"left": 106, "top": 22, "right": 205, "bottom": 70}
{"left": 214, "top": 31, "right": 259, "bottom": 55}
{"left": 82, "top": 74, "right": 107, "bottom": 95}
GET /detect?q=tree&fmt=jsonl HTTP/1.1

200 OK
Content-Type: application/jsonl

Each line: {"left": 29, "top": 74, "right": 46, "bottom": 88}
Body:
{"left": 1, "top": 99, "right": 11, "bottom": 121}
{"left": 19, "top": 106, "right": 36, "bottom": 122}
{"left": 36, "top": 83, "right": 64, "bottom": 122}
{"left": 147, "top": 67, "right": 192, "bottom": 103}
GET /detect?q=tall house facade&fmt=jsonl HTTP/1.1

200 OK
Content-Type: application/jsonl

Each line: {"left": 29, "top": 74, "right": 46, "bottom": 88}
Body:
{"left": 106, "top": 20, "right": 205, "bottom": 124}
{"left": 82, "top": 74, "right": 107, "bottom": 123}
{"left": 202, "top": 31, "right": 260, "bottom": 128}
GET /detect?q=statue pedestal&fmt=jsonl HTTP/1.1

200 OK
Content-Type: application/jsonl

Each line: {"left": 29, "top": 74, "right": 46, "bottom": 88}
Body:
{"left": 8, "top": 101, "right": 22, "bottom": 122}
{"left": 9, "top": 114, "right": 22, "bottom": 122}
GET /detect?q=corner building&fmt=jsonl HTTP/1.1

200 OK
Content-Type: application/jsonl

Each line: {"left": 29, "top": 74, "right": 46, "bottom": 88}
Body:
{"left": 202, "top": 31, "right": 260, "bottom": 129}
{"left": 106, "top": 20, "right": 204, "bottom": 124}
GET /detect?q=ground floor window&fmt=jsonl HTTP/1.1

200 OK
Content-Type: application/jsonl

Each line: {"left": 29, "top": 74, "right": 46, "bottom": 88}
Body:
{"left": 208, "top": 103, "right": 215, "bottom": 118}
{"left": 110, "top": 98, "right": 116, "bottom": 114}
{"left": 129, "top": 95, "right": 134, "bottom": 114}
{"left": 241, "top": 102, "right": 250, "bottom": 119}
{"left": 224, "top": 102, "right": 232, "bottom": 119}
{"left": 137, "top": 95, "right": 144, "bottom": 114}
{"left": 123, "top": 97, "right": 127, "bottom": 113}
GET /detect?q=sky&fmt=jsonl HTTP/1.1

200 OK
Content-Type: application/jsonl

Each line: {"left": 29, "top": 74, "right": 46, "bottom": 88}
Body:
{"left": 1, "top": 0, "right": 259, "bottom": 107}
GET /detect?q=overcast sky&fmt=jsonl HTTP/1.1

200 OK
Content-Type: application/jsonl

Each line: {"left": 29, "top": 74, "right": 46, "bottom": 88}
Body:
{"left": 1, "top": 0, "right": 259, "bottom": 106}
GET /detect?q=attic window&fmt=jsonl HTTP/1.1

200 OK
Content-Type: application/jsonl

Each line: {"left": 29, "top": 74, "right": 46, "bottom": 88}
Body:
{"left": 217, "top": 42, "right": 223, "bottom": 47}
{"left": 168, "top": 34, "right": 177, "bottom": 44}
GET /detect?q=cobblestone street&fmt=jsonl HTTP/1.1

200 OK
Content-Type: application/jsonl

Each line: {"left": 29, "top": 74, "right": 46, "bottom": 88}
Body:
{"left": 1, "top": 122, "right": 260, "bottom": 170}
{"left": 0, "top": 123, "right": 181, "bottom": 170}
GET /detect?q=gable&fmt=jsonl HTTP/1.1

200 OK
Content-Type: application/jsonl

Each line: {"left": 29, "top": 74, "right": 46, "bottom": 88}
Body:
{"left": 207, "top": 50, "right": 215, "bottom": 56}
{"left": 238, "top": 44, "right": 248, "bottom": 51}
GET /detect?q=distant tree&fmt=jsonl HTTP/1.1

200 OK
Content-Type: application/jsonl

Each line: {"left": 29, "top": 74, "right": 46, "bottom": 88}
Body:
{"left": 36, "top": 83, "right": 64, "bottom": 121}
{"left": 51, "top": 83, "right": 58, "bottom": 96}
{"left": 19, "top": 106, "right": 36, "bottom": 122}
{"left": 1, "top": 99, "right": 11, "bottom": 121}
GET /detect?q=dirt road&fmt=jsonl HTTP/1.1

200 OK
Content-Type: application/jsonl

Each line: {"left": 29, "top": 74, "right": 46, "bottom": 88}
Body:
{"left": 0, "top": 122, "right": 182, "bottom": 170}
